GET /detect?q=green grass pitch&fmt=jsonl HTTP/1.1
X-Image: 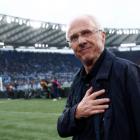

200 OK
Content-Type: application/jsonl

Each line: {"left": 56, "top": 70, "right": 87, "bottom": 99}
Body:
{"left": 0, "top": 99, "right": 71, "bottom": 140}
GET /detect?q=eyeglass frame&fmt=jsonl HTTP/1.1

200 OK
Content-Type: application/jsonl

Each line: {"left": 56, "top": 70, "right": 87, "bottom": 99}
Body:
{"left": 66, "top": 28, "right": 103, "bottom": 44}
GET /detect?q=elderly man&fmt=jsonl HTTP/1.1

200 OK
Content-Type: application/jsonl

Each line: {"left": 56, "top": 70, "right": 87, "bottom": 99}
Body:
{"left": 57, "top": 15, "right": 140, "bottom": 140}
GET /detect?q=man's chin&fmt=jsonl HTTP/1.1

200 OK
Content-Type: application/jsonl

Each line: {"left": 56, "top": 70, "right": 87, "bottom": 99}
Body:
{"left": 81, "top": 56, "right": 94, "bottom": 66}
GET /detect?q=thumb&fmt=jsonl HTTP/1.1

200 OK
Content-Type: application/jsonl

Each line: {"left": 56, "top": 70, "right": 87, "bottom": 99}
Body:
{"left": 84, "top": 87, "right": 93, "bottom": 97}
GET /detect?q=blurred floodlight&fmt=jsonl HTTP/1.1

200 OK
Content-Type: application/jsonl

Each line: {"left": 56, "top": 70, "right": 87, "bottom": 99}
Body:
{"left": 61, "top": 25, "right": 66, "bottom": 32}
{"left": 0, "top": 42, "right": 4, "bottom": 45}
{"left": 6, "top": 16, "right": 12, "bottom": 23}
{"left": 0, "top": 15, "right": 2, "bottom": 21}
{"left": 120, "top": 43, "right": 136, "bottom": 47}
{"left": 30, "top": 21, "right": 41, "bottom": 29}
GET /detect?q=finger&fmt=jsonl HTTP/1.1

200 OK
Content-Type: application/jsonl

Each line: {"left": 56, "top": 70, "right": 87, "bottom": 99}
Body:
{"left": 90, "top": 89, "right": 105, "bottom": 99}
{"left": 90, "top": 109, "right": 105, "bottom": 115}
{"left": 93, "top": 98, "right": 110, "bottom": 105}
{"left": 92, "top": 104, "right": 109, "bottom": 110}
{"left": 84, "top": 87, "right": 93, "bottom": 97}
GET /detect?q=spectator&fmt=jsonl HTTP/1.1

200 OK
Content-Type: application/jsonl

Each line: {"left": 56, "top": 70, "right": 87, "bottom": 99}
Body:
{"left": 40, "top": 79, "right": 50, "bottom": 98}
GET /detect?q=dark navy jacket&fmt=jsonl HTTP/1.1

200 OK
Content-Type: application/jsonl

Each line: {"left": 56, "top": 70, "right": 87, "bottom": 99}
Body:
{"left": 57, "top": 49, "right": 140, "bottom": 140}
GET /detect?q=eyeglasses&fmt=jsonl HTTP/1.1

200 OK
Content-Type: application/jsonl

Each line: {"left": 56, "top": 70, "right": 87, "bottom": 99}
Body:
{"left": 67, "top": 29, "right": 102, "bottom": 44}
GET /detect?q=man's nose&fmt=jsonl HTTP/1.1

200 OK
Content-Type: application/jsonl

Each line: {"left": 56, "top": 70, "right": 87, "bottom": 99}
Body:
{"left": 77, "top": 35, "right": 87, "bottom": 44}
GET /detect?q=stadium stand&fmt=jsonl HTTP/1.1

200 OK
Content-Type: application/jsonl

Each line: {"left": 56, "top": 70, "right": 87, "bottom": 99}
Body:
{"left": 0, "top": 14, "right": 139, "bottom": 98}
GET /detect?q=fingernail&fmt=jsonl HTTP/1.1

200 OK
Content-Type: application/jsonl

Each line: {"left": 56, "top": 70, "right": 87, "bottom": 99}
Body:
{"left": 106, "top": 105, "right": 109, "bottom": 108}
{"left": 107, "top": 98, "right": 110, "bottom": 101}
{"left": 102, "top": 89, "right": 105, "bottom": 92}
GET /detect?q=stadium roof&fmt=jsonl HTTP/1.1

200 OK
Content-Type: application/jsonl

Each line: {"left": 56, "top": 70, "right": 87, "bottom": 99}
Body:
{"left": 0, "top": 14, "right": 140, "bottom": 50}
{"left": 0, "top": 0, "right": 140, "bottom": 28}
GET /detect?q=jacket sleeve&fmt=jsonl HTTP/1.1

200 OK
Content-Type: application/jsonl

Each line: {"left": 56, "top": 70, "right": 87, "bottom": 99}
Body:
{"left": 57, "top": 91, "right": 86, "bottom": 137}
{"left": 125, "top": 64, "right": 140, "bottom": 139}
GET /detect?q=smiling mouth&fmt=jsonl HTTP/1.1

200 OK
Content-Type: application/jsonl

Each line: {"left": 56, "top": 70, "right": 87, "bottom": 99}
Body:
{"left": 79, "top": 46, "right": 91, "bottom": 53}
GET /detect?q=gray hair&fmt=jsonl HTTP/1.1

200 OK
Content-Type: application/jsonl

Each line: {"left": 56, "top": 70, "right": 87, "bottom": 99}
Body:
{"left": 66, "top": 14, "right": 104, "bottom": 40}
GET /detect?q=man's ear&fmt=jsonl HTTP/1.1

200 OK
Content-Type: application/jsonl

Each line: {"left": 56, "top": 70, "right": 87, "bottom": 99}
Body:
{"left": 101, "top": 31, "right": 106, "bottom": 44}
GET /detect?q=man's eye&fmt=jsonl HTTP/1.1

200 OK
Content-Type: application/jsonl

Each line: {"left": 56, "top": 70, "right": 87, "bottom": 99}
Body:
{"left": 82, "top": 30, "right": 92, "bottom": 36}
{"left": 70, "top": 35, "right": 78, "bottom": 41}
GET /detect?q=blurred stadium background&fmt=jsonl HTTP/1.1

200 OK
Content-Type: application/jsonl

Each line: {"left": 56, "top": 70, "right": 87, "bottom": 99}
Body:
{"left": 0, "top": 14, "right": 139, "bottom": 97}
{"left": 0, "top": 13, "right": 139, "bottom": 140}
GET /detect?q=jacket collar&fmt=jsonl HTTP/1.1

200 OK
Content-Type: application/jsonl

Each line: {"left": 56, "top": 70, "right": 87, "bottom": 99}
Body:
{"left": 75, "top": 49, "right": 116, "bottom": 83}
{"left": 95, "top": 49, "right": 115, "bottom": 81}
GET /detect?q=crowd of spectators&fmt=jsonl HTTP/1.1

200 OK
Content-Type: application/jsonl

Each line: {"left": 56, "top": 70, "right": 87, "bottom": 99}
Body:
{"left": 0, "top": 49, "right": 139, "bottom": 99}
{"left": 0, "top": 50, "right": 81, "bottom": 98}
{"left": 0, "top": 50, "right": 81, "bottom": 76}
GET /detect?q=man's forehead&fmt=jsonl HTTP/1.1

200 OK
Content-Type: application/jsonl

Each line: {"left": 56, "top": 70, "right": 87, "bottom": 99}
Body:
{"left": 68, "top": 19, "right": 96, "bottom": 35}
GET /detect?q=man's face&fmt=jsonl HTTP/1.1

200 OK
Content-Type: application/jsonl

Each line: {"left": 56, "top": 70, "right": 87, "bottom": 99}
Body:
{"left": 67, "top": 18, "right": 106, "bottom": 66}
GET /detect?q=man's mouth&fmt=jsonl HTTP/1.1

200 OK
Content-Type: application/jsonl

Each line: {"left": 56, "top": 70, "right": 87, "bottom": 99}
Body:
{"left": 79, "top": 46, "right": 91, "bottom": 53}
